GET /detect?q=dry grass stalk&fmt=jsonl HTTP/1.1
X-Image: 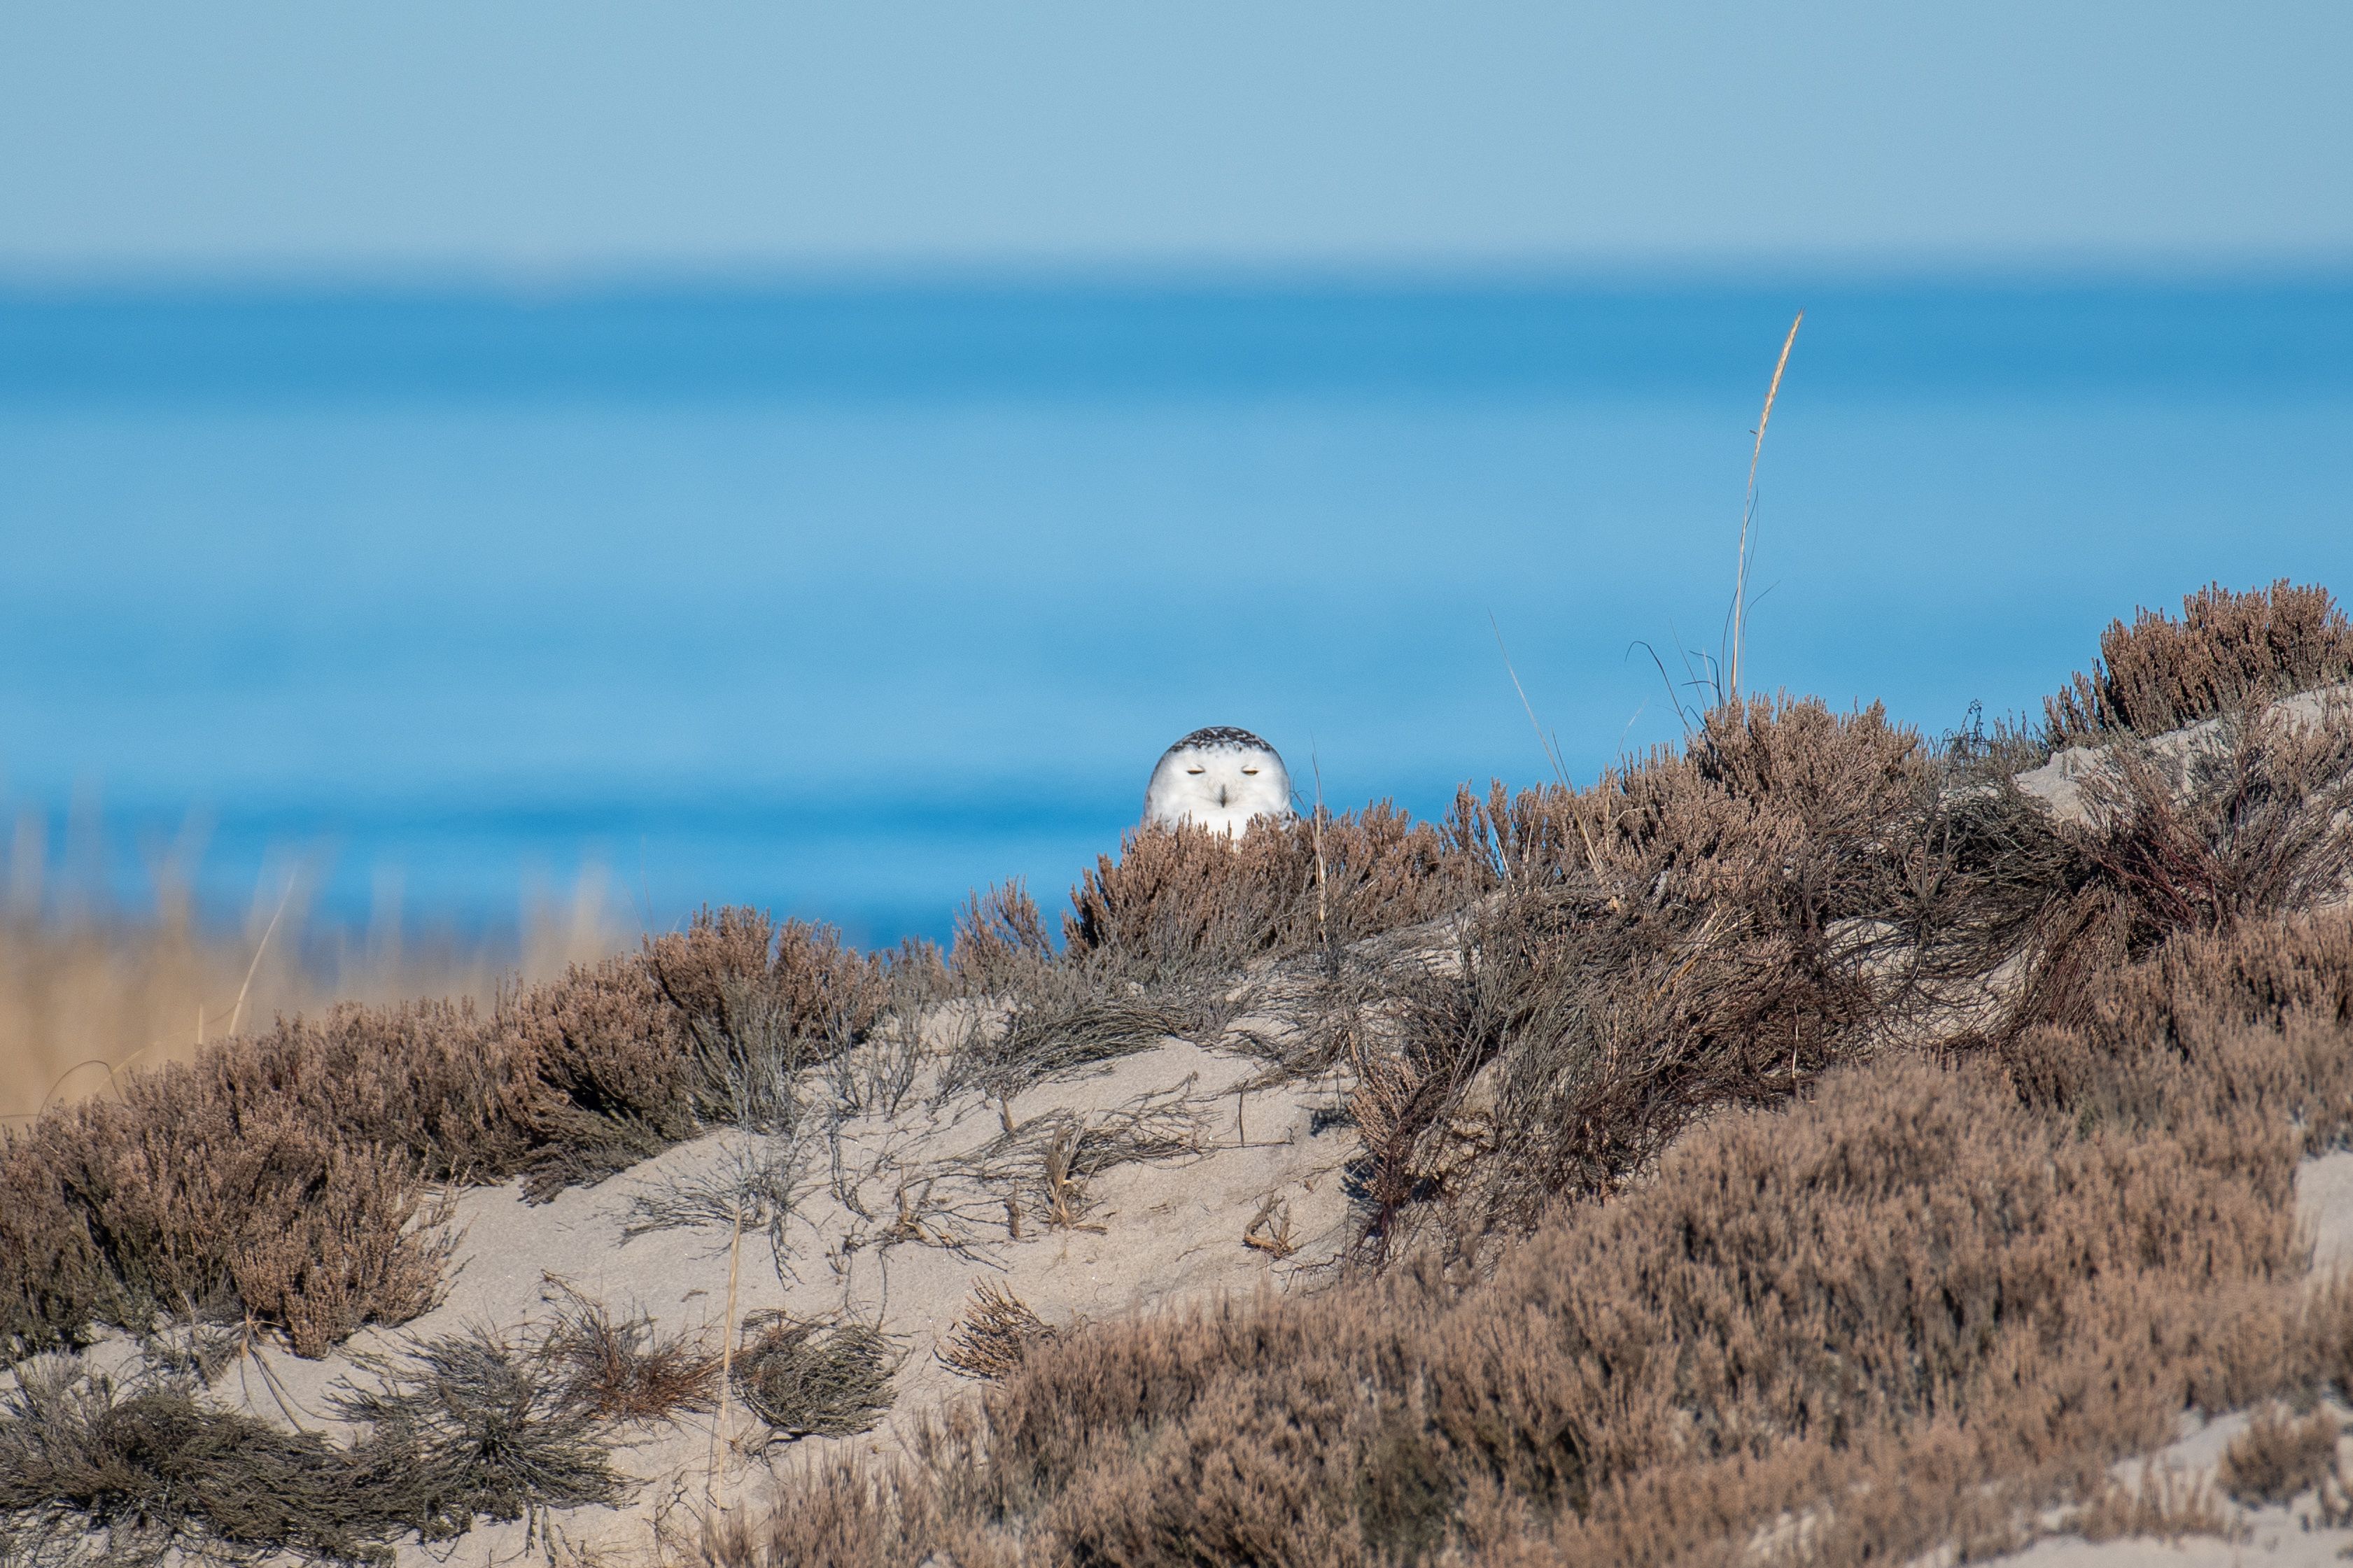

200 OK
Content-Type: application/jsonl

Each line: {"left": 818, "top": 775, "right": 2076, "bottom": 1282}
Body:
{"left": 1728, "top": 308, "right": 1803, "bottom": 700}
{"left": 224, "top": 872, "right": 297, "bottom": 1040}
{"left": 709, "top": 1188, "right": 745, "bottom": 1507}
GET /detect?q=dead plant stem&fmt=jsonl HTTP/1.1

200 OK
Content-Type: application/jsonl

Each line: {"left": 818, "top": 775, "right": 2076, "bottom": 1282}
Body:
{"left": 226, "top": 871, "right": 298, "bottom": 1039}
{"left": 708, "top": 1183, "right": 745, "bottom": 1511}
{"left": 1728, "top": 309, "right": 1804, "bottom": 702}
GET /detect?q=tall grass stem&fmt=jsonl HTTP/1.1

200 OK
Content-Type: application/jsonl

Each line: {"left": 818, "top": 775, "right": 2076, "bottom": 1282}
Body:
{"left": 1728, "top": 310, "right": 1804, "bottom": 702}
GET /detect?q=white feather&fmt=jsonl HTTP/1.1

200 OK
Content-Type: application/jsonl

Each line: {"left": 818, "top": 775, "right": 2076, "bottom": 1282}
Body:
{"left": 1142, "top": 728, "right": 1294, "bottom": 836}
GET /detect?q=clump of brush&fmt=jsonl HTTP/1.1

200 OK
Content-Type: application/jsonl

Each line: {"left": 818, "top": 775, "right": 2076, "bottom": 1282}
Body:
{"left": 538, "top": 1277, "right": 723, "bottom": 1425}
{"left": 937, "top": 1281, "right": 1066, "bottom": 1383}
{"left": 729, "top": 1313, "right": 902, "bottom": 1444}
{"left": 2046, "top": 579, "right": 2353, "bottom": 747}
{"left": 0, "top": 1277, "right": 718, "bottom": 1567}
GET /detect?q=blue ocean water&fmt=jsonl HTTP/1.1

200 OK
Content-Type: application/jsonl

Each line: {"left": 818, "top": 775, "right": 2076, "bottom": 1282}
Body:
{"left": 1, "top": 275, "right": 2348, "bottom": 945}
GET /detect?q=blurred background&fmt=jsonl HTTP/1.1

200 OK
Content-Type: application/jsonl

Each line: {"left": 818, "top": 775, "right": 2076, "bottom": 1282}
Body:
{"left": 2, "top": 2, "right": 2350, "bottom": 1110}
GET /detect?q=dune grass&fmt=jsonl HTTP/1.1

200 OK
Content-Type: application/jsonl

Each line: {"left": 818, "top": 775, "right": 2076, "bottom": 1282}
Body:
{"left": 0, "top": 865, "right": 630, "bottom": 1129}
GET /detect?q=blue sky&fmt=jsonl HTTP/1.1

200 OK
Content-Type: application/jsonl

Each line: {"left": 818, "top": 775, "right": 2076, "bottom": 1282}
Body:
{"left": 4, "top": 1, "right": 2350, "bottom": 275}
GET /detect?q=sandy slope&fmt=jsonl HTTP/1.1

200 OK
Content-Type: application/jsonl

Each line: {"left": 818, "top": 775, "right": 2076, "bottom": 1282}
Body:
{"left": 204, "top": 1026, "right": 1361, "bottom": 1565}
{"left": 41, "top": 692, "right": 2353, "bottom": 1565}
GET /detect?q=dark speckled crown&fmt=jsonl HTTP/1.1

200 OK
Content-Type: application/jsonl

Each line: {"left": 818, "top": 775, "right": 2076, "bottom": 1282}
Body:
{"left": 1164, "top": 726, "right": 1274, "bottom": 755}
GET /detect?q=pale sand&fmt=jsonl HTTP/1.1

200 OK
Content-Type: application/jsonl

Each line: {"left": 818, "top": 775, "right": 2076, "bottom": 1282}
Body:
{"left": 202, "top": 1020, "right": 1362, "bottom": 1565}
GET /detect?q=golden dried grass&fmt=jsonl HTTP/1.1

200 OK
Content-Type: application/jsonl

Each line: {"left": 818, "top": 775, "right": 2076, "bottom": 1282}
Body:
{"left": 0, "top": 868, "right": 630, "bottom": 1129}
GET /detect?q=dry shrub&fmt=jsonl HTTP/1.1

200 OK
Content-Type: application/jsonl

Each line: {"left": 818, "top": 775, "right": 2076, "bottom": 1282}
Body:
{"left": 540, "top": 1278, "right": 722, "bottom": 1424}
{"left": 1, "top": 1313, "right": 652, "bottom": 1566}
{"left": 1940, "top": 699, "right": 2056, "bottom": 779}
{"left": 0, "top": 1359, "right": 403, "bottom": 1567}
{"left": 948, "top": 807, "right": 1482, "bottom": 1100}
{"left": 2000, "top": 905, "right": 2353, "bottom": 1155}
{"left": 948, "top": 880, "right": 1060, "bottom": 995}
{"left": 647, "top": 907, "right": 904, "bottom": 1131}
{"left": 0, "top": 909, "right": 913, "bottom": 1362}
{"left": 731, "top": 1313, "right": 902, "bottom": 1443}
{"left": 2063, "top": 700, "right": 2353, "bottom": 947}
{"left": 1360, "top": 695, "right": 2047, "bottom": 1238}
{"left": 1, "top": 992, "right": 545, "bottom": 1357}
{"left": 329, "top": 1325, "right": 627, "bottom": 1537}
{"left": 2046, "top": 579, "right": 2353, "bottom": 747}
{"left": 702, "top": 1460, "right": 941, "bottom": 1568}
{"left": 621, "top": 1131, "right": 800, "bottom": 1247}
{"left": 2217, "top": 1403, "right": 2342, "bottom": 1506}
{"left": 945, "top": 884, "right": 1207, "bottom": 1096}
{"left": 1983, "top": 691, "right": 2353, "bottom": 1054}
{"left": 937, "top": 1280, "right": 1062, "bottom": 1382}
{"left": 718, "top": 1019, "right": 2324, "bottom": 1568}
{"left": 2, "top": 1087, "right": 451, "bottom": 1359}
{"left": 828, "top": 950, "right": 950, "bottom": 1120}
{"left": 1065, "top": 804, "right": 1476, "bottom": 975}
{"left": 505, "top": 959, "right": 699, "bottom": 1198}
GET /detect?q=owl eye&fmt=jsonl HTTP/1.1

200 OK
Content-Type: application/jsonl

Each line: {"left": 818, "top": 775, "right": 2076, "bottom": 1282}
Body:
{"left": 1241, "top": 768, "right": 1258, "bottom": 775}
{"left": 1186, "top": 767, "right": 1206, "bottom": 775}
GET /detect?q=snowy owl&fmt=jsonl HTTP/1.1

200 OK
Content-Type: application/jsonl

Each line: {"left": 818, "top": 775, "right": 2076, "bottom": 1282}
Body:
{"left": 1143, "top": 727, "right": 1295, "bottom": 836}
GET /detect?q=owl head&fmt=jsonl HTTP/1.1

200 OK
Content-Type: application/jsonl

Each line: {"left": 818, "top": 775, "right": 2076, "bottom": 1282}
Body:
{"left": 1142, "top": 726, "right": 1295, "bottom": 837}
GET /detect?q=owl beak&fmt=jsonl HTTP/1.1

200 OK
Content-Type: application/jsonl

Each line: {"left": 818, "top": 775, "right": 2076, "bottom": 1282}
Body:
{"left": 1216, "top": 785, "right": 1230, "bottom": 807}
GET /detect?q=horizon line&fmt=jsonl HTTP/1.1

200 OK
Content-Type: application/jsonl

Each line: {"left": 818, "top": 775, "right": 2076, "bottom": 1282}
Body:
{"left": 5, "top": 254, "right": 2353, "bottom": 302}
